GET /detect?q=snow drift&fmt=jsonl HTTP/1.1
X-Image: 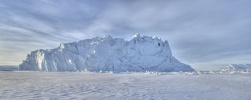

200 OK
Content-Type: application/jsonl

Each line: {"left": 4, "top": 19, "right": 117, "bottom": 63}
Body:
{"left": 19, "top": 34, "right": 194, "bottom": 72}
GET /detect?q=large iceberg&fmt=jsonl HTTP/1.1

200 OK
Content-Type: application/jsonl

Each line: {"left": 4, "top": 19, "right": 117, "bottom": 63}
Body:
{"left": 19, "top": 34, "right": 194, "bottom": 72}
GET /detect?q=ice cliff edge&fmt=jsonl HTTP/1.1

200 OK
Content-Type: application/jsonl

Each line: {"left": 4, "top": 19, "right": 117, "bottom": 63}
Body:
{"left": 19, "top": 34, "right": 195, "bottom": 72}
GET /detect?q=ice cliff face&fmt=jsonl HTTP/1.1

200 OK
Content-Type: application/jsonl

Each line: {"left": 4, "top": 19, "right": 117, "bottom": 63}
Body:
{"left": 220, "top": 64, "right": 251, "bottom": 72}
{"left": 19, "top": 34, "right": 194, "bottom": 72}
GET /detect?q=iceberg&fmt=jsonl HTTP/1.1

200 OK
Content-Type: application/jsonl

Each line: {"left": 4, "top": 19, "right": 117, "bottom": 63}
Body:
{"left": 220, "top": 64, "right": 251, "bottom": 72}
{"left": 19, "top": 34, "right": 194, "bottom": 72}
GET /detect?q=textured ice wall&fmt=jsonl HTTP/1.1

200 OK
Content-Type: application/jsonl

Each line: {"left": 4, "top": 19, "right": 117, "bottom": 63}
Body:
{"left": 19, "top": 34, "right": 194, "bottom": 72}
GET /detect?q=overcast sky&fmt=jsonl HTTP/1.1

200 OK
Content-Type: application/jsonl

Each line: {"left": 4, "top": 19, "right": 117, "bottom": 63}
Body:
{"left": 0, "top": 0, "right": 250, "bottom": 70}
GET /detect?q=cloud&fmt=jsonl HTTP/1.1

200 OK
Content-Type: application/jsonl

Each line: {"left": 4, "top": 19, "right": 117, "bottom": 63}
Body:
{"left": 0, "top": 0, "right": 250, "bottom": 70}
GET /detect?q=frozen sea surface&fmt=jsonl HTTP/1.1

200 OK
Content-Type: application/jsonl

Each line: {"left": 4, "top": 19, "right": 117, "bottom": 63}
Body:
{"left": 0, "top": 72, "right": 250, "bottom": 100}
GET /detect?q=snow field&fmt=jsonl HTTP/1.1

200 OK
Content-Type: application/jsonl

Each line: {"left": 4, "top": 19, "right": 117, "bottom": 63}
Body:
{"left": 0, "top": 72, "right": 250, "bottom": 100}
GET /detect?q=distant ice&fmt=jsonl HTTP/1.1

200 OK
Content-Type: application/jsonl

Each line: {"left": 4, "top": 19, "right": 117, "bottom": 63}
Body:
{"left": 0, "top": 66, "right": 18, "bottom": 71}
{"left": 221, "top": 64, "right": 251, "bottom": 72}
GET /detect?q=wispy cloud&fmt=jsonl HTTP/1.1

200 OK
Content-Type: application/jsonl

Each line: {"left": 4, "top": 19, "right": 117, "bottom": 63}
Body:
{"left": 0, "top": 0, "right": 250, "bottom": 70}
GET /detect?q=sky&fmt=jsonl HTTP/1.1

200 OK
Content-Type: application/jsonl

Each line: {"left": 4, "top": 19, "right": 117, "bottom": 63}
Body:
{"left": 0, "top": 0, "right": 250, "bottom": 70}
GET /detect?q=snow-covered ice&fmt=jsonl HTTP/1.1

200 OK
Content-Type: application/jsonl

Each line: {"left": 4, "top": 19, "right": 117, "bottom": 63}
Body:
{"left": 0, "top": 72, "right": 250, "bottom": 100}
